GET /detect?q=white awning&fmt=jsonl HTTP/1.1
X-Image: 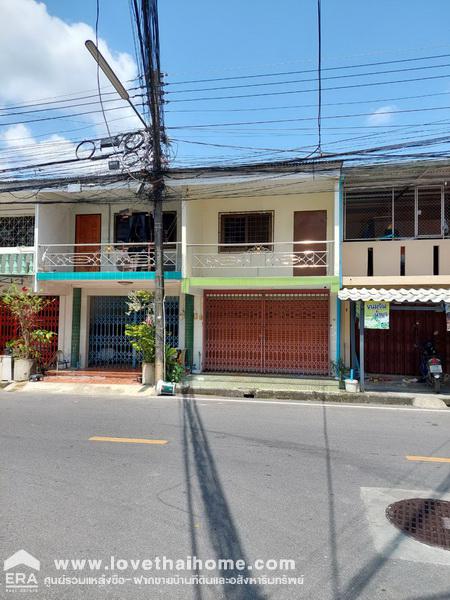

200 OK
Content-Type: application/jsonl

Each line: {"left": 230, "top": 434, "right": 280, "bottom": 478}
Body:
{"left": 338, "top": 287, "right": 450, "bottom": 303}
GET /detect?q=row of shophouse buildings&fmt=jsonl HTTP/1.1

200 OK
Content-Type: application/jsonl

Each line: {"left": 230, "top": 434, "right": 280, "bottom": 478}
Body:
{"left": 1, "top": 158, "right": 450, "bottom": 382}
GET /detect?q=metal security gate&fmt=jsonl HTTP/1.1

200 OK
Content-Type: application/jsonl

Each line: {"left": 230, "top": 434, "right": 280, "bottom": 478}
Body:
{"left": 88, "top": 295, "right": 179, "bottom": 368}
{"left": 204, "top": 290, "right": 329, "bottom": 375}
{"left": 0, "top": 296, "right": 59, "bottom": 364}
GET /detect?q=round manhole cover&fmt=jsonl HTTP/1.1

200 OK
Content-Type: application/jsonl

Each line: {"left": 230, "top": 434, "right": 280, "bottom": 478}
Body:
{"left": 386, "top": 498, "right": 450, "bottom": 550}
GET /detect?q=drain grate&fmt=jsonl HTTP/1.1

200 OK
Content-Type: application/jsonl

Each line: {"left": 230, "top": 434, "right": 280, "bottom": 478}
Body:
{"left": 386, "top": 498, "right": 450, "bottom": 550}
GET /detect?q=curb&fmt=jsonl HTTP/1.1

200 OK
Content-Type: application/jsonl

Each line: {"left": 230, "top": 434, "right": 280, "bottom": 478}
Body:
{"left": 179, "top": 385, "right": 416, "bottom": 406}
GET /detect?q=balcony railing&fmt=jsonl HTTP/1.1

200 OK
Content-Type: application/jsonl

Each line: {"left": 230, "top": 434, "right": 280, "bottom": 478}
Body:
{"left": 38, "top": 243, "right": 180, "bottom": 273}
{"left": 187, "top": 241, "right": 334, "bottom": 276}
{"left": 0, "top": 247, "right": 35, "bottom": 275}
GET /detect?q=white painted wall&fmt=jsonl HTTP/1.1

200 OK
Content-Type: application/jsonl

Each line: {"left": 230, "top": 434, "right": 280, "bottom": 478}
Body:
{"left": 37, "top": 205, "right": 71, "bottom": 245}
{"left": 37, "top": 200, "right": 181, "bottom": 247}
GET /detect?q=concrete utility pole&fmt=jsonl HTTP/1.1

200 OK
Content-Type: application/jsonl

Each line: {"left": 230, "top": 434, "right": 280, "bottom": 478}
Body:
{"left": 137, "top": 0, "right": 167, "bottom": 383}
{"left": 125, "top": 0, "right": 167, "bottom": 382}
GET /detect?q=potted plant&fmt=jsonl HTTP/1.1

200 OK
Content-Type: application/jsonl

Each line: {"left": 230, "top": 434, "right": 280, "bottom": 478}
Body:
{"left": 165, "top": 346, "right": 185, "bottom": 384}
{"left": 331, "top": 358, "right": 350, "bottom": 390}
{"left": 125, "top": 291, "right": 155, "bottom": 385}
{"left": 2, "top": 285, "right": 56, "bottom": 381}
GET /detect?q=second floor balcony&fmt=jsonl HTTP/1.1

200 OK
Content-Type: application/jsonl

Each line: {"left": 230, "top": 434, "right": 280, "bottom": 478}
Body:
{"left": 0, "top": 247, "right": 35, "bottom": 276}
{"left": 37, "top": 243, "right": 181, "bottom": 280}
{"left": 186, "top": 241, "right": 335, "bottom": 278}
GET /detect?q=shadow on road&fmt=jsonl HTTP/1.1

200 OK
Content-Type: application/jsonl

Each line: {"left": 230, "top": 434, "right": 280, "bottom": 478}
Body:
{"left": 181, "top": 395, "right": 267, "bottom": 600}
{"left": 320, "top": 400, "right": 450, "bottom": 600}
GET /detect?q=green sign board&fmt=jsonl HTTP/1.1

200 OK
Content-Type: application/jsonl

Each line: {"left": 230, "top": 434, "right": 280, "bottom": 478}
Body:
{"left": 364, "top": 301, "right": 390, "bottom": 329}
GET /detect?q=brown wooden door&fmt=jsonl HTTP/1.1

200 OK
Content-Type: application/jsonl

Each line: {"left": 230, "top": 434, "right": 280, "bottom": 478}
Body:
{"left": 293, "top": 210, "right": 327, "bottom": 276}
{"left": 75, "top": 214, "right": 101, "bottom": 272}
{"left": 361, "top": 308, "right": 448, "bottom": 375}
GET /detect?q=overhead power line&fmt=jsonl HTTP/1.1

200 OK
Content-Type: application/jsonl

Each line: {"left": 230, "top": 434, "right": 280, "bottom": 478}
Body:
{"left": 167, "top": 106, "right": 450, "bottom": 130}
{"left": 165, "top": 51, "right": 450, "bottom": 86}
{"left": 165, "top": 90, "right": 450, "bottom": 114}
{"left": 167, "top": 71, "right": 450, "bottom": 103}
{"left": 165, "top": 60, "right": 450, "bottom": 95}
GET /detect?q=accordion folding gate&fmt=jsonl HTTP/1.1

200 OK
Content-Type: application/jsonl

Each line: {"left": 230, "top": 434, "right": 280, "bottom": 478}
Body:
{"left": 0, "top": 296, "right": 59, "bottom": 364}
{"left": 204, "top": 290, "right": 329, "bottom": 375}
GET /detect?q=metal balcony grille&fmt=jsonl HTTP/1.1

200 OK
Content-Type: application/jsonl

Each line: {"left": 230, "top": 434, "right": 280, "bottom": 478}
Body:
{"left": 0, "top": 216, "right": 34, "bottom": 247}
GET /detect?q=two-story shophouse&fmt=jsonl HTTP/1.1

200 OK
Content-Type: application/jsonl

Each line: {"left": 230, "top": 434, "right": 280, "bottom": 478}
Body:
{"left": 0, "top": 160, "right": 343, "bottom": 379}
{"left": 174, "top": 160, "right": 343, "bottom": 377}
{"left": 0, "top": 180, "right": 182, "bottom": 370}
{"left": 339, "top": 160, "right": 450, "bottom": 379}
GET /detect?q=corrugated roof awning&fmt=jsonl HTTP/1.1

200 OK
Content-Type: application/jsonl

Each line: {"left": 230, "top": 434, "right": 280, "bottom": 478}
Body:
{"left": 338, "top": 287, "right": 450, "bottom": 303}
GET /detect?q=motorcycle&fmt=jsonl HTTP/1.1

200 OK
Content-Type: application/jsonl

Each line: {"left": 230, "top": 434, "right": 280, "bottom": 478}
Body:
{"left": 420, "top": 341, "right": 443, "bottom": 393}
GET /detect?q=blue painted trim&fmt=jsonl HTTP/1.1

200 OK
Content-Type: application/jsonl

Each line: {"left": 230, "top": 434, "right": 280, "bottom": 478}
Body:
{"left": 339, "top": 176, "right": 344, "bottom": 288}
{"left": 335, "top": 176, "right": 344, "bottom": 364}
{"left": 37, "top": 271, "right": 182, "bottom": 281}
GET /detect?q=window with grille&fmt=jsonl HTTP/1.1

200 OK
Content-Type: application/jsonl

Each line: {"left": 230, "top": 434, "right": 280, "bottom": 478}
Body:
{"left": 344, "top": 189, "right": 392, "bottom": 240}
{"left": 345, "top": 185, "right": 446, "bottom": 240}
{"left": 0, "top": 216, "right": 34, "bottom": 247}
{"left": 219, "top": 211, "right": 273, "bottom": 252}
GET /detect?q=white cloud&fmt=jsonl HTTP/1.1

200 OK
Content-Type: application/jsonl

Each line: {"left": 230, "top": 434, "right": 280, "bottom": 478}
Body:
{"left": 0, "top": 0, "right": 140, "bottom": 133}
{"left": 0, "top": 123, "right": 77, "bottom": 172}
{"left": 367, "top": 105, "right": 396, "bottom": 126}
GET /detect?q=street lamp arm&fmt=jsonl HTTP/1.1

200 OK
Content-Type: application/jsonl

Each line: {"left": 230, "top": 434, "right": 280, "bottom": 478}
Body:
{"left": 85, "top": 39, "right": 148, "bottom": 130}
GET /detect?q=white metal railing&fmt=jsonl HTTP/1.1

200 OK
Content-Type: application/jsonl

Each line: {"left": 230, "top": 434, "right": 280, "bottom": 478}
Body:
{"left": 38, "top": 243, "right": 180, "bottom": 272}
{"left": 187, "top": 241, "right": 333, "bottom": 274}
{"left": 0, "top": 247, "right": 35, "bottom": 275}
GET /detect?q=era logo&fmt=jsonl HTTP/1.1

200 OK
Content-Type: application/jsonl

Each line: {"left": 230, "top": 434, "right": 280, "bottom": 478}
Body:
{"left": 3, "top": 550, "right": 40, "bottom": 592}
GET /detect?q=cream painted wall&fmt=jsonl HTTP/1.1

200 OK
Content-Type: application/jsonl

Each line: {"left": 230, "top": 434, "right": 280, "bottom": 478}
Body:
{"left": 185, "top": 191, "right": 335, "bottom": 278}
{"left": 343, "top": 239, "right": 450, "bottom": 278}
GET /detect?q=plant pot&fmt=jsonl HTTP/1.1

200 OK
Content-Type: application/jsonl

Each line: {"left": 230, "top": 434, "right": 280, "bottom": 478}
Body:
{"left": 338, "top": 379, "right": 346, "bottom": 390}
{"left": 142, "top": 362, "right": 155, "bottom": 386}
{"left": 14, "top": 358, "right": 34, "bottom": 382}
{"left": 344, "top": 378, "right": 360, "bottom": 393}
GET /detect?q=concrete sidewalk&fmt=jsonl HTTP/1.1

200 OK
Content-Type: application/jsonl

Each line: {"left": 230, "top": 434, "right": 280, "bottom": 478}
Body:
{"left": 1, "top": 381, "right": 157, "bottom": 396}
{"left": 1, "top": 374, "right": 449, "bottom": 409}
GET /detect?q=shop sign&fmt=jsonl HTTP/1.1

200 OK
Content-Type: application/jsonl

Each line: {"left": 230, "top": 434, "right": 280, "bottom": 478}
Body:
{"left": 364, "top": 301, "right": 390, "bottom": 329}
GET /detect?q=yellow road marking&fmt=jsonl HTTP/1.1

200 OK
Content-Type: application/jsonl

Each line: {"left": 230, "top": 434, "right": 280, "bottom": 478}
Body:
{"left": 406, "top": 455, "right": 450, "bottom": 463}
{"left": 89, "top": 436, "right": 168, "bottom": 445}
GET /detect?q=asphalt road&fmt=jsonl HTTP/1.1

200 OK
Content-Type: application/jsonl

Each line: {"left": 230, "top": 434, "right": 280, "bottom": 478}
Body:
{"left": 1, "top": 391, "right": 450, "bottom": 600}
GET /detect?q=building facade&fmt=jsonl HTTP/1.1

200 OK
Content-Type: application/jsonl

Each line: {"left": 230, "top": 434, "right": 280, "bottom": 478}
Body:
{"left": 340, "top": 161, "right": 450, "bottom": 379}
{"left": 0, "top": 161, "right": 343, "bottom": 378}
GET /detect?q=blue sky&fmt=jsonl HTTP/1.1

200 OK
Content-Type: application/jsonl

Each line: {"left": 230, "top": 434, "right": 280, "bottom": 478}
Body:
{"left": 3, "top": 0, "right": 450, "bottom": 169}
